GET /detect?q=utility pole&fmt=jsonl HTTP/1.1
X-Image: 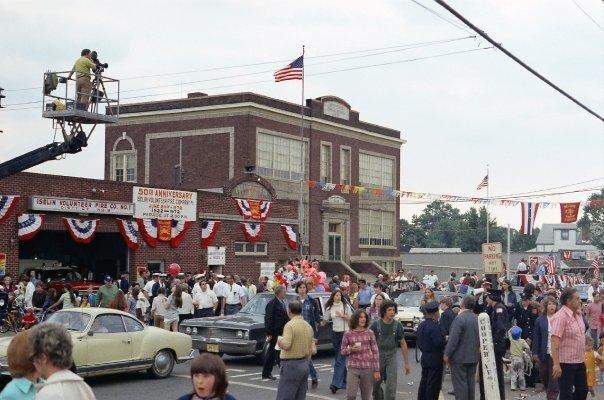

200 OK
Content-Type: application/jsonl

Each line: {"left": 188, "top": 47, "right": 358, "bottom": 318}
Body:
{"left": 486, "top": 164, "right": 490, "bottom": 243}
{"left": 507, "top": 224, "right": 511, "bottom": 280}
{"left": 0, "top": 87, "right": 5, "bottom": 133}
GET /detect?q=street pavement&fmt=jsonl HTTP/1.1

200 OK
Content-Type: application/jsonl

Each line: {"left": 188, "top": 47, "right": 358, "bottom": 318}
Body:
{"left": 87, "top": 348, "right": 604, "bottom": 400}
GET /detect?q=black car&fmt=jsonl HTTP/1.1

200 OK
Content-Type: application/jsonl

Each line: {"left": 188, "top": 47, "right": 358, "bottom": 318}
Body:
{"left": 179, "top": 292, "right": 334, "bottom": 363}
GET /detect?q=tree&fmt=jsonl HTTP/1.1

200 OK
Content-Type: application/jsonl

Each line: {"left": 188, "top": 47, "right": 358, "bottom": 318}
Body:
{"left": 578, "top": 188, "right": 604, "bottom": 249}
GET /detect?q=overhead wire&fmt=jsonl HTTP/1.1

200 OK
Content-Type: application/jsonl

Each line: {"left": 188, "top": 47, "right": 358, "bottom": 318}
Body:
{"left": 409, "top": 0, "right": 475, "bottom": 35}
{"left": 570, "top": 0, "right": 604, "bottom": 31}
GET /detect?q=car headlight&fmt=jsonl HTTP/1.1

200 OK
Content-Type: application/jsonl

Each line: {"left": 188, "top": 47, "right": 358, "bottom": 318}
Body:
{"left": 185, "top": 327, "right": 191, "bottom": 334}
{"left": 244, "top": 330, "right": 249, "bottom": 339}
{"left": 192, "top": 327, "right": 198, "bottom": 335}
{"left": 236, "top": 330, "right": 243, "bottom": 338}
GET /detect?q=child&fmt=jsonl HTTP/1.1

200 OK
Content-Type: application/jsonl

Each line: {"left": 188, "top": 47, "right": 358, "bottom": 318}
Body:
{"left": 598, "top": 333, "right": 604, "bottom": 384}
{"left": 586, "top": 336, "right": 604, "bottom": 398}
{"left": 21, "top": 307, "right": 37, "bottom": 330}
{"left": 176, "top": 353, "right": 236, "bottom": 400}
{"left": 509, "top": 325, "right": 530, "bottom": 391}
{"left": 79, "top": 294, "right": 91, "bottom": 307}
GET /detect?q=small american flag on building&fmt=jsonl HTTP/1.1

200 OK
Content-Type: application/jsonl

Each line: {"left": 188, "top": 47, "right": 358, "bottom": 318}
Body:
{"left": 274, "top": 55, "right": 304, "bottom": 82}
{"left": 591, "top": 258, "right": 600, "bottom": 278}
{"left": 476, "top": 175, "right": 488, "bottom": 191}
{"left": 545, "top": 255, "right": 555, "bottom": 274}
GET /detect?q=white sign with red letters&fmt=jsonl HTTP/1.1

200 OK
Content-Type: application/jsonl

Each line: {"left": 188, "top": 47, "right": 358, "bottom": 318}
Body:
{"left": 30, "top": 196, "right": 133, "bottom": 216}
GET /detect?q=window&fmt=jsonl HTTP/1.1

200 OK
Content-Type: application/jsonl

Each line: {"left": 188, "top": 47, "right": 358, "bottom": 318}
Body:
{"left": 320, "top": 143, "right": 332, "bottom": 182}
{"left": 340, "top": 148, "right": 351, "bottom": 185}
{"left": 359, "top": 210, "right": 395, "bottom": 246}
{"left": 234, "top": 242, "right": 267, "bottom": 256}
{"left": 256, "top": 133, "right": 307, "bottom": 180}
{"left": 91, "top": 314, "right": 126, "bottom": 333}
{"left": 359, "top": 153, "right": 394, "bottom": 188}
{"left": 560, "top": 229, "right": 569, "bottom": 241}
{"left": 123, "top": 316, "right": 144, "bottom": 332}
{"left": 112, "top": 153, "right": 136, "bottom": 182}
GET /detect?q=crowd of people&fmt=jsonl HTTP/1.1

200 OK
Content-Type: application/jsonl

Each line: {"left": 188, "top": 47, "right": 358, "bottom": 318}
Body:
{"left": 0, "top": 262, "right": 602, "bottom": 400}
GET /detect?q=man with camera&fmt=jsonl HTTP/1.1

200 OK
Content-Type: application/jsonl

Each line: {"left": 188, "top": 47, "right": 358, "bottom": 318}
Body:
{"left": 66, "top": 49, "right": 107, "bottom": 110}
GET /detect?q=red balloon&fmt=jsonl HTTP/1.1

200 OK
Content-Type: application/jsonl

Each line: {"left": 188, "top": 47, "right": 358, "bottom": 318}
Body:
{"left": 167, "top": 263, "right": 181, "bottom": 277}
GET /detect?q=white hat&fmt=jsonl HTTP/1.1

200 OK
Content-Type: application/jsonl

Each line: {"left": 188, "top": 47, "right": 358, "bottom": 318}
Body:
{"left": 160, "top": 273, "right": 168, "bottom": 277}
{"left": 340, "top": 281, "right": 350, "bottom": 288}
{"left": 194, "top": 274, "right": 204, "bottom": 280}
{"left": 216, "top": 274, "right": 225, "bottom": 279}
{"left": 152, "top": 272, "right": 161, "bottom": 276}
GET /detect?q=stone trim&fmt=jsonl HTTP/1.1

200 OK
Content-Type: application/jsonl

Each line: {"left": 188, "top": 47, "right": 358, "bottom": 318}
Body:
{"left": 198, "top": 213, "right": 299, "bottom": 225}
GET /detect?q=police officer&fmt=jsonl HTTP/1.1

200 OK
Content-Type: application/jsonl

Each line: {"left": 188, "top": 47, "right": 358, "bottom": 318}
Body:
{"left": 416, "top": 300, "right": 446, "bottom": 400}
{"left": 479, "top": 289, "right": 508, "bottom": 400}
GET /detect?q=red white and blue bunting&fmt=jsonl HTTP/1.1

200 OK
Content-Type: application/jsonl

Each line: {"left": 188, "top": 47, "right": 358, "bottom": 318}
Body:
{"left": 201, "top": 220, "right": 221, "bottom": 248}
{"left": 17, "top": 213, "right": 45, "bottom": 241}
{"left": 234, "top": 198, "right": 272, "bottom": 221}
{"left": 280, "top": 225, "right": 298, "bottom": 250}
{"left": 63, "top": 218, "right": 99, "bottom": 244}
{"left": 241, "top": 222, "right": 264, "bottom": 244}
{"left": 170, "top": 220, "right": 192, "bottom": 248}
{"left": 116, "top": 219, "right": 139, "bottom": 250}
{"left": 137, "top": 218, "right": 158, "bottom": 248}
{"left": 0, "top": 195, "right": 20, "bottom": 224}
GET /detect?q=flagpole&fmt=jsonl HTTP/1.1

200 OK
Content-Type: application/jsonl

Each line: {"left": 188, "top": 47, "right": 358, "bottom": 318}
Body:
{"left": 486, "top": 164, "right": 490, "bottom": 243}
{"left": 298, "top": 45, "right": 305, "bottom": 257}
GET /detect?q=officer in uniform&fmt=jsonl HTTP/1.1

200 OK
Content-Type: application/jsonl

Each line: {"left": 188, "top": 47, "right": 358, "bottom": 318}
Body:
{"left": 416, "top": 300, "right": 446, "bottom": 400}
{"left": 479, "top": 288, "right": 508, "bottom": 400}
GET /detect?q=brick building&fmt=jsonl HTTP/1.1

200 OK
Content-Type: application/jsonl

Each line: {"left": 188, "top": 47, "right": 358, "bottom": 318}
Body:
{"left": 105, "top": 92, "right": 405, "bottom": 277}
{"left": 0, "top": 172, "right": 298, "bottom": 280}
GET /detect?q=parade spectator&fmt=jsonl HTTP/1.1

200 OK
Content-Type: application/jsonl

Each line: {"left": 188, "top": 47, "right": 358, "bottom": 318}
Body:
{"left": 370, "top": 299, "right": 410, "bottom": 400}
{"left": 0, "top": 330, "right": 39, "bottom": 400}
{"left": 367, "top": 293, "right": 385, "bottom": 324}
{"left": 247, "top": 277, "right": 257, "bottom": 298}
{"left": 151, "top": 273, "right": 169, "bottom": 301}
{"left": 445, "top": 295, "right": 480, "bottom": 400}
{"left": 417, "top": 301, "right": 446, "bottom": 400}
{"left": 84, "top": 286, "right": 97, "bottom": 307}
{"left": 330, "top": 275, "right": 341, "bottom": 291}
{"left": 276, "top": 300, "right": 315, "bottom": 400}
{"left": 438, "top": 296, "right": 456, "bottom": 337}
{"left": 341, "top": 310, "right": 380, "bottom": 400}
{"left": 357, "top": 279, "right": 374, "bottom": 310}
{"left": 323, "top": 289, "right": 353, "bottom": 394}
{"left": 224, "top": 274, "right": 246, "bottom": 315}
{"left": 3, "top": 276, "right": 16, "bottom": 294}
{"left": 349, "top": 282, "right": 359, "bottom": 308}
{"left": 586, "top": 293, "right": 602, "bottom": 348}
{"left": 256, "top": 276, "right": 268, "bottom": 294}
{"left": 29, "top": 322, "right": 96, "bottom": 399}
{"left": 79, "top": 294, "right": 91, "bottom": 308}
{"left": 501, "top": 279, "right": 518, "bottom": 311}
{"left": 32, "top": 282, "right": 46, "bottom": 309}
{"left": 585, "top": 336, "right": 602, "bottom": 398}
{"left": 48, "top": 284, "right": 77, "bottom": 311}
{"left": 295, "top": 280, "right": 321, "bottom": 388}
{"left": 118, "top": 272, "right": 130, "bottom": 294}
{"left": 127, "top": 288, "right": 139, "bottom": 316}
{"left": 178, "top": 285, "right": 195, "bottom": 323}
{"left": 509, "top": 326, "right": 530, "bottom": 391}
{"left": 42, "top": 288, "right": 58, "bottom": 311}
{"left": 108, "top": 290, "right": 128, "bottom": 312}
{"left": 421, "top": 288, "right": 436, "bottom": 307}
{"left": 262, "top": 286, "right": 289, "bottom": 380}
{"left": 97, "top": 275, "right": 118, "bottom": 308}
{"left": 164, "top": 284, "right": 182, "bottom": 332}
{"left": 135, "top": 287, "right": 150, "bottom": 323}
{"left": 137, "top": 269, "right": 149, "bottom": 288}
{"left": 213, "top": 274, "right": 229, "bottom": 316}
{"left": 587, "top": 279, "right": 599, "bottom": 303}
{"left": 370, "top": 282, "right": 390, "bottom": 303}
{"left": 551, "top": 287, "right": 588, "bottom": 400}
{"left": 24, "top": 276, "right": 35, "bottom": 309}
{"left": 143, "top": 273, "right": 158, "bottom": 300}
{"left": 447, "top": 277, "right": 457, "bottom": 292}
{"left": 532, "top": 296, "right": 560, "bottom": 400}
{"left": 517, "top": 259, "right": 528, "bottom": 285}
{"left": 193, "top": 280, "right": 218, "bottom": 318}
{"left": 151, "top": 287, "right": 168, "bottom": 328}
{"left": 177, "top": 353, "right": 236, "bottom": 400}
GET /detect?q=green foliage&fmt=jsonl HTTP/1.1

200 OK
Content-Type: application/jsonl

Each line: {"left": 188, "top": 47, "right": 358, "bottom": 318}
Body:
{"left": 578, "top": 188, "right": 604, "bottom": 249}
{"left": 400, "top": 201, "right": 539, "bottom": 252}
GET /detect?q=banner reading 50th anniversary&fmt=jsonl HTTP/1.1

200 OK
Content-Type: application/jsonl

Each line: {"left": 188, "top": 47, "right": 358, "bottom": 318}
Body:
{"left": 133, "top": 186, "right": 197, "bottom": 221}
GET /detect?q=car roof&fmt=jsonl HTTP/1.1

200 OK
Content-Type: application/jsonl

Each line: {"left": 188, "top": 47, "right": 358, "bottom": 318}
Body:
{"left": 55, "top": 307, "right": 133, "bottom": 318}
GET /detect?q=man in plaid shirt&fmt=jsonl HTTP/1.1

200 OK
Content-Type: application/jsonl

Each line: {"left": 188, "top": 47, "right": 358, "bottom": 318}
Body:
{"left": 551, "top": 287, "right": 588, "bottom": 400}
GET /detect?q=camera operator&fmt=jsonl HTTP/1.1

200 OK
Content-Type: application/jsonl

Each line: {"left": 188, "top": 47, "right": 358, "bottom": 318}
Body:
{"left": 66, "top": 49, "right": 105, "bottom": 111}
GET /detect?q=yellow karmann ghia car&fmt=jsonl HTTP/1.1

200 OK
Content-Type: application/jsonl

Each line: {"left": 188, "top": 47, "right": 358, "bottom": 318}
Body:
{"left": 0, "top": 308, "right": 194, "bottom": 379}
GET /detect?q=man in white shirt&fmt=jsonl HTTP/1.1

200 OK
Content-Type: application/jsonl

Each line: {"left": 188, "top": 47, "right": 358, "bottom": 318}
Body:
{"left": 212, "top": 274, "right": 229, "bottom": 316}
{"left": 143, "top": 273, "right": 159, "bottom": 299}
{"left": 191, "top": 274, "right": 204, "bottom": 298}
{"left": 516, "top": 259, "right": 528, "bottom": 285}
{"left": 370, "top": 282, "right": 391, "bottom": 304}
{"left": 24, "top": 276, "right": 36, "bottom": 309}
{"left": 178, "top": 287, "right": 195, "bottom": 322}
{"left": 587, "top": 279, "right": 600, "bottom": 302}
{"left": 224, "top": 274, "right": 247, "bottom": 315}
{"left": 192, "top": 280, "right": 218, "bottom": 318}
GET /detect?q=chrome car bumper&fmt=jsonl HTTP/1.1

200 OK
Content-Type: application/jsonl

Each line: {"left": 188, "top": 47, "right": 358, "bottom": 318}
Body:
{"left": 0, "top": 356, "right": 9, "bottom": 376}
{"left": 177, "top": 349, "right": 196, "bottom": 363}
{"left": 191, "top": 336, "right": 258, "bottom": 355}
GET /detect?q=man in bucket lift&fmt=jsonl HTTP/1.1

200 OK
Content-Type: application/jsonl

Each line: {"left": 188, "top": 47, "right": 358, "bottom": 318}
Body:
{"left": 66, "top": 49, "right": 96, "bottom": 111}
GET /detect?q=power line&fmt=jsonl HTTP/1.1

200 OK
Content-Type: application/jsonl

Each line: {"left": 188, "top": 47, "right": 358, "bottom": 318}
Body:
{"left": 433, "top": 0, "right": 604, "bottom": 122}
{"left": 571, "top": 0, "right": 604, "bottom": 31}
{"left": 489, "top": 177, "right": 604, "bottom": 199}
{"left": 409, "top": 0, "right": 474, "bottom": 35}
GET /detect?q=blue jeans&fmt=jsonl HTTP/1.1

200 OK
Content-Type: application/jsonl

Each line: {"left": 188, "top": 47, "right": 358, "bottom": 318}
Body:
{"left": 309, "top": 360, "right": 317, "bottom": 381}
{"left": 331, "top": 331, "right": 347, "bottom": 389}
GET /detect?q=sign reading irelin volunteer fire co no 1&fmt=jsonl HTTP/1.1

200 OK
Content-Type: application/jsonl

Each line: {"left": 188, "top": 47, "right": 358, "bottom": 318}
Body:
{"left": 481, "top": 242, "right": 503, "bottom": 274}
{"left": 133, "top": 187, "right": 197, "bottom": 221}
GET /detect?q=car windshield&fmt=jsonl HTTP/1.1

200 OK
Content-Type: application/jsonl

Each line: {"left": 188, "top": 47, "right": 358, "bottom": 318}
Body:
{"left": 239, "top": 294, "right": 298, "bottom": 315}
{"left": 47, "top": 310, "right": 91, "bottom": 331}
{"left": 395, "top": 293, "right": 423, "bottom": 307}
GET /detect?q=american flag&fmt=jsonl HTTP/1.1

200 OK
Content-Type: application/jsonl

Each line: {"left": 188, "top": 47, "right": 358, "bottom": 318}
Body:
{"left": 592, "top": 258, "right": 600, "bottom": 278}
{"left": 545, "top": 255, "right": 555, "bottom": 274}
{"left": 476, "top": 175, "right": 488, "bottom": 190}
{"left": 274, "top": 55, "right": 304, "bottom": 82}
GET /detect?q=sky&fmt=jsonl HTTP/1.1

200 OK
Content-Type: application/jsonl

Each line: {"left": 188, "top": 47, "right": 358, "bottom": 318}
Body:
{"left": 1, "top": 0, "right": 603, "bottom": 231}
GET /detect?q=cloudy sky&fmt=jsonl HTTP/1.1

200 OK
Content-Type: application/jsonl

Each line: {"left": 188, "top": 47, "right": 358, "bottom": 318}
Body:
{"left": 1, "top": 0, "right": 603, "bottom": 230}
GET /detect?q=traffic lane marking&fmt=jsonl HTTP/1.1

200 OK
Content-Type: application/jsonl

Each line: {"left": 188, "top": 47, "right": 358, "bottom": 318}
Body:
{"left": 227, "top": 380, "right": 340, "bottom": 400}
{"left": 228, "top": 372, "right": 263, "bottom": 378}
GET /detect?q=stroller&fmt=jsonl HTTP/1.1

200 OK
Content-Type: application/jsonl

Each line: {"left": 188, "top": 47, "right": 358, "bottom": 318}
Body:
{"left": 0, "top": 292, "right": 8, "bottom": 330}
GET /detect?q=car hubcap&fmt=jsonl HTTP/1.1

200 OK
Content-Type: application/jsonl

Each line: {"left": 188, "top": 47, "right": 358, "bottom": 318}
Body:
{"left": 154, "top": 351, "right": 172, "bottom": 375}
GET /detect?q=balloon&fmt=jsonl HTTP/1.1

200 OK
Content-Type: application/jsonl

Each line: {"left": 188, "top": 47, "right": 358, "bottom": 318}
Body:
{"left": 318, "top": 272, "right": 326, "bottom": 283}
{"left": 167, "top": 263, "right": 181, "bottom": 277}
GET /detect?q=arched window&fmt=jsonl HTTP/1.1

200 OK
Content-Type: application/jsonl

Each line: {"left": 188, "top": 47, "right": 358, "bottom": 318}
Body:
{"left": 110, "top": 133, "right": 137, "bottom": 182}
